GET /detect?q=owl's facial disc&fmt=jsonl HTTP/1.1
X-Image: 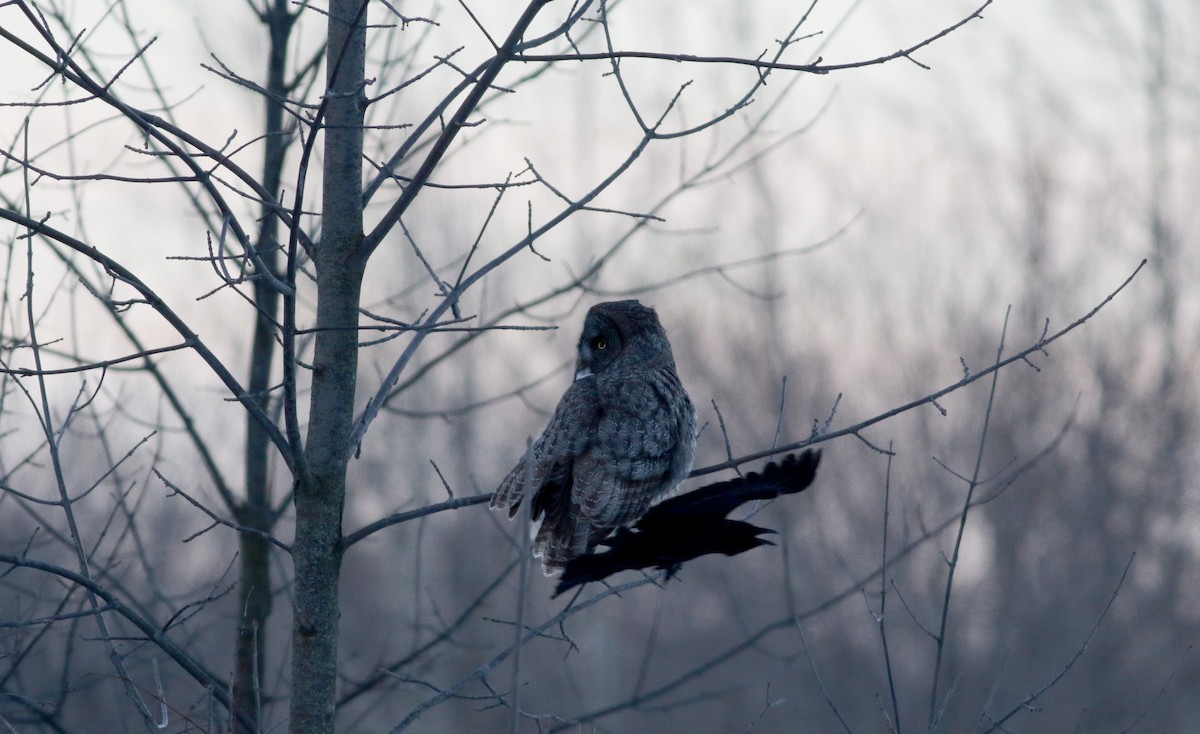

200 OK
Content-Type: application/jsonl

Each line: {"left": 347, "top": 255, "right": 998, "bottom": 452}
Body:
{"left": 575, "top": 312, "right": 619, "bottom": 380}
{"left": 574, "top": 324, "right": 598, "bottom": 379}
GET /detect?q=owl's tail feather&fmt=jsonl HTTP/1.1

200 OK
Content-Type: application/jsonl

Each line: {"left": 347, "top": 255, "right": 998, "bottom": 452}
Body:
{"left": 533, "top": 548, "right": 565, "bottom": 577}
{"left": 490, "top": 460, "right": 527, "bottom": 518}
{"left": 532, "top": 525, "right": 572, "bottom": 576}
{"left": 533, "top": 513, "right": 613, "bottom": 577}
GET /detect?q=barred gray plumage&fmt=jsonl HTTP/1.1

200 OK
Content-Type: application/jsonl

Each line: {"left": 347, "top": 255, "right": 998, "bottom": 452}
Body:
{"left": 491, "top": 300, "right": 697, "bottom": 575}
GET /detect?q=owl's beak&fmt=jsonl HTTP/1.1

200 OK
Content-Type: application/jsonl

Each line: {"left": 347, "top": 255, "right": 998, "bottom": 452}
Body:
{"left": 574, "top": 356, "right": 591, "bottom": 380}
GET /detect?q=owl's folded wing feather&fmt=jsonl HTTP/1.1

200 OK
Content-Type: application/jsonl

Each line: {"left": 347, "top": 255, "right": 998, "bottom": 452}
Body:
{"left": 489, "top": 376, "right": 600, "bottom": 518}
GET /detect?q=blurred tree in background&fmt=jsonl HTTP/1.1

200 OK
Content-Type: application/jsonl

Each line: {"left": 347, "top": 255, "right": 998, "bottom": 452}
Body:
{"left": 0, "top": 0, "right": 1193, "bottom": 732}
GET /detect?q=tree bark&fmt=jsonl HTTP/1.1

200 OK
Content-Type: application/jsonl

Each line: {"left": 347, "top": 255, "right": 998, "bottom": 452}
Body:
{"left": 289, "top": 1, "right": 366, "bottom": 731}
{"left": 234, "top": 3, "right": 295, "bottom": 730}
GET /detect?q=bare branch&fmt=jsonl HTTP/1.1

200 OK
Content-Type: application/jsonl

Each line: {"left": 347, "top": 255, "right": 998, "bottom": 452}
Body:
{"left": 0, "top": 208, "right": 299, "bottom": 473}
{"left": 514, "top": 1, "right": 994, "bottom": 76}
{"left": 978, "top": 554, "right": 1137, "bottom": 733}
{"left": 0, "top": 552, "right": 256, "bottom": 731}
{"left": 689, "top": 259, "right": 1147, "bottom": 478}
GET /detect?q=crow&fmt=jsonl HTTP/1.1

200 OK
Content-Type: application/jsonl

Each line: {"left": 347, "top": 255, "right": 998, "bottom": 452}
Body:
{"left": 555, "top": 449, "right": 821, "bottom": 596}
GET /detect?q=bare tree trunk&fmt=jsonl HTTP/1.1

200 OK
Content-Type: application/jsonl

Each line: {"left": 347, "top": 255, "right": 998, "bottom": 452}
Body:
{"left": 236, "top": 2, "right": 295, "bottom": 728}
{"left": 289, "top": 1, "right": 366, "bottom": 731}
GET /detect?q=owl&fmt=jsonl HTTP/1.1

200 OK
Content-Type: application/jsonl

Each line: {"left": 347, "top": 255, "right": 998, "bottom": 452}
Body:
{"left": 491, "top": 300, "right": 697, "bottom": 575}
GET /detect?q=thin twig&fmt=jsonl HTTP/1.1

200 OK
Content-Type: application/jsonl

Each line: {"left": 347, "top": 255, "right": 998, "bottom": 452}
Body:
{"left": 690, "top": 259, "right": 1147, "bottom": 478}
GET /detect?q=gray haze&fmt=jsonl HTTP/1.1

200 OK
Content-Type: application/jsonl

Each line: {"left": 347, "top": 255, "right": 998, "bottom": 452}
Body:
{"left": 0, "top": 0, "right": 1196, "bottom": 731}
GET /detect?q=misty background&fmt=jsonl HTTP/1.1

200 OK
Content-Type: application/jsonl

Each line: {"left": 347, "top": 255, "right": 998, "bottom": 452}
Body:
{"left": 1, "top": 0, "right": 1196, "bottom": 731}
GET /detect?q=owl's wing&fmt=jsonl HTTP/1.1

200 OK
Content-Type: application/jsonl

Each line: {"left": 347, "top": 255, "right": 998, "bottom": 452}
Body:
{"left": 490, "top": 376, "right": 600, "bottom": 519}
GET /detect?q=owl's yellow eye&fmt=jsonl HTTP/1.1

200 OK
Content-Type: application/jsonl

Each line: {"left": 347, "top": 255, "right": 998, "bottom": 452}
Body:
{"left": 593, "top": 337, "right": 607, "bottom": 351}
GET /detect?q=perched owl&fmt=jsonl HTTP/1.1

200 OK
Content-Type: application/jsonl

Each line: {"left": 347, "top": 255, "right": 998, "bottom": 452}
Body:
{"left": 491, "top": 300, "right": 697, "bottom": 575}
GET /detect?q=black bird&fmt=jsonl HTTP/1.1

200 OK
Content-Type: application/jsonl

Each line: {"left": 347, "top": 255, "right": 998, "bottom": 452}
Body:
{"left": 555, "top": 449, "right": 821, "bottom": 596}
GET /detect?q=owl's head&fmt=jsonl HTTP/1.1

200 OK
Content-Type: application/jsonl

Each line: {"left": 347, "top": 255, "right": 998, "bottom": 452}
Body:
{"left": 574, "top": 299, "right": 676, "bottom": 380}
